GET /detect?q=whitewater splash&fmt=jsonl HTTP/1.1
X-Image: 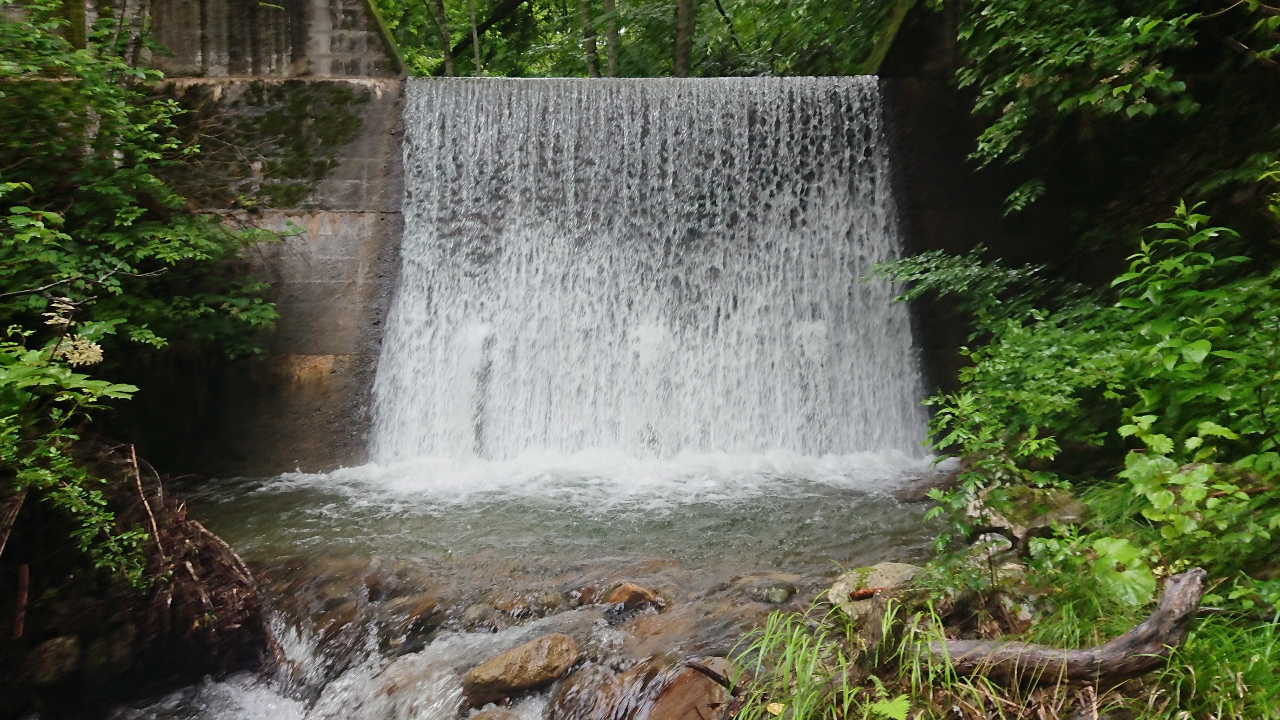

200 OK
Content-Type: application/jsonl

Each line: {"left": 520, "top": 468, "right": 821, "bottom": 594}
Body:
{"left": 371, "top": 77, "right": 925, "bottom": 464}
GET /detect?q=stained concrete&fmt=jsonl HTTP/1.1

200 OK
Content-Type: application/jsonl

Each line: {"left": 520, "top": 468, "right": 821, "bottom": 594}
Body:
{"left": 200, "top": 79, "right": 402, "bottom": 475}
{"left": 148, "top": 0, "right": 401, "bottom": 78}
{"left": 127, "top": 1, "right": 405, "bottom": 476}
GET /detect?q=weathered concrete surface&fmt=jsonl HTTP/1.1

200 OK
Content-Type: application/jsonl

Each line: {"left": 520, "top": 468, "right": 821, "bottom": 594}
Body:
{"left": 122, "top": 2, "right": 405, "bottom": 476}
{"left": 196, "top": 79, "right": 403, "bottom": 475}
{"left": 148, "top": 0, "right": 402, "bottom": 78}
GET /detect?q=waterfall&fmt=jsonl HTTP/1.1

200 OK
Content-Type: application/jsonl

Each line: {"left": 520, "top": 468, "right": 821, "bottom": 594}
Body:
{"left": 371, "top": 77, "right": 925, "bottom": 464}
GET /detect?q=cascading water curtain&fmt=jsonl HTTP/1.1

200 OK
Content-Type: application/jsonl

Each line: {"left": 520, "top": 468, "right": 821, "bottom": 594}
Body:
{"left": 372, "top": 77, "right": 926, "bottom": 464}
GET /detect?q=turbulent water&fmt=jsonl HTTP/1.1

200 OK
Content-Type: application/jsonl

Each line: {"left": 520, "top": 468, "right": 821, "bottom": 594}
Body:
{"left": 371, "top": 77, "right": 924, "bottom": 463}
{"left": 113, "top": 78, "right": 940, "bottom": 720}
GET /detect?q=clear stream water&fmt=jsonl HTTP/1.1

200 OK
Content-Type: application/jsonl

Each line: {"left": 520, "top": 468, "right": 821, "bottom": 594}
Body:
{"left": 113, "top": 77, "right": 939, "bottom": 720}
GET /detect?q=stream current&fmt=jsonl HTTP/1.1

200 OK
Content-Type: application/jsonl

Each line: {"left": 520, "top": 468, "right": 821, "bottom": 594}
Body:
{"left": 114, "top": 78, "right": 939, "bottom": 720}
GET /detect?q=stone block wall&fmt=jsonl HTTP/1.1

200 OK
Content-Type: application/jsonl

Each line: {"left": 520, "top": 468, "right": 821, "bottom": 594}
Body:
{"left": 124, "top": 0, "right": 406, "bottom": 476}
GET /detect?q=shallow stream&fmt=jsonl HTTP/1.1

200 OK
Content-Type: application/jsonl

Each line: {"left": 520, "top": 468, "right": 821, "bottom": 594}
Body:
{"left": 112, "top": 453, "right": 941, "bottom": 719}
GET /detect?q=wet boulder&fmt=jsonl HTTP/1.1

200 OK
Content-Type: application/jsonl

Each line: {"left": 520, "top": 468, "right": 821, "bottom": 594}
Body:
{"left": 641, "top": 667, "right": 729, "bottom": 720}
{"left": 24, "top": 635, "right": 82, "bottom": 686}
{"left": 728, "top": 573, "right": 800, "bottom": 605}
{"left": 605, "top": 582, "right": 662, "bottom": 609}
{"left": 463, "top": 633, "right": 582, "bottom": 707}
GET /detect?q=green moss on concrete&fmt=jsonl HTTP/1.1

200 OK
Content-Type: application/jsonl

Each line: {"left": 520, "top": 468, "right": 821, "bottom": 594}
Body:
{"left": 161, "top": 80, "right": 369, "bottom": 210}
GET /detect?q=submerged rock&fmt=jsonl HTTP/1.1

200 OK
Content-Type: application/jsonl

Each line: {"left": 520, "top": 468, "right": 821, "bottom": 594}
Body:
{"left": 642, "top": 667, "right": 729, "bottom": 720}
{"left": 744, "top": 581, "right": 796, "bottom": 604}
{"left": 463, "top": 633, "right": 582, "bottom": 707}
{"left": 828, "top": 562, "right": 921, "bottom": 621}
{"left": 549, "top": 657, "right": 731, "bottom": 720}
{"left": 605, "top": 582, "right": 662, "bottom": 609}
{"left": 728, "top": 573, "right": 801, "bottom": 604}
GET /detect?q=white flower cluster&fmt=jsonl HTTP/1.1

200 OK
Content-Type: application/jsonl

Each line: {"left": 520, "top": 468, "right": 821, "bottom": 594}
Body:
{"left": 54, "top": 335, "right": 104, "bottom": 367}
{"left": 43, "top": 298, "right": 76, "bottom": 328}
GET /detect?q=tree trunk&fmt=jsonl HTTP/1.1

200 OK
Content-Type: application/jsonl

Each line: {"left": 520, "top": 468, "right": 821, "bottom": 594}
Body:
{"left": 673, "top": 0, "right": 697, "bottom": 77}
{"left": 601, "top": 0, "right": 618, "bottom": 76}
{"left": 63, "top": 0, "right": 87, "bottom": 49}
{"left": 931, "top": 568, "right": 1206, "bottom": 686}
{"left": 466, "top": 0, "right": 483, "bottom": 75}
{"left": 430, "top": 0, "right": 456, "bottom": 76}
{"left": 579, "top": 0, "right": 600, "bottom": 77}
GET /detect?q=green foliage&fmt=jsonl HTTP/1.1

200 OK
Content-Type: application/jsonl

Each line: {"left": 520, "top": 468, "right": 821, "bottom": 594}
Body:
{"left": 373, "top": 0, "right": 914, "bottom": 77}
{"left": 1, "top": 326, "right": 146, "bottom": 585}
{"left": 1143, "top": 614, "right": 1280, "bottom": 719}
{"left": 956, "top": 0, "right": 1200, "bottom": 166}
{"left": 1, "top": 0, "right": 279, "bottom": 582}
{"left": 952, "top": 0, "right": 1280, "bottom": 216}
{"left": 882, "top": 204, "right": 1280, "bottom": 582}
{"left": 733, "top": 611, "right": 910, "bottom": 720}
{"left": 1267, "top": 161, "right": 1280, "bottom": 222}
{"left": 1089, "top": 535, "right": 1157, "bottom": 606}
{"left": 1, "top": 2, "right": 277, "bottom": 358}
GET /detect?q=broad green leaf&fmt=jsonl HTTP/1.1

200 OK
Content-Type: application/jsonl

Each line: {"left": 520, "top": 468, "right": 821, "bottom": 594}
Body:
{"left": 1092, "top": 538, "right": 1156, "bottom": 606}
{"left": 1181, "top": 339, "right": 1211, "bottom": 364}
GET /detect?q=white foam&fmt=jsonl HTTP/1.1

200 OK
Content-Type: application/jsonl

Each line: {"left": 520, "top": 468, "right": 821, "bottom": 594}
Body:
{"left": 265, "top": 448, "right": 932, "bottom": 512}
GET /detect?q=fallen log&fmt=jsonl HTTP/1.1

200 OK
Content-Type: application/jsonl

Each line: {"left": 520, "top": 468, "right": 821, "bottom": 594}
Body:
{"left": 930, "top": 568, "right": 1206, "bottom": 686}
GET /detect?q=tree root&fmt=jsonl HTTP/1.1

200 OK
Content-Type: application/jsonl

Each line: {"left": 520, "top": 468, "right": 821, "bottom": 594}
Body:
{"left": 930, "top": 568, "right": 1206, "bottom": 686}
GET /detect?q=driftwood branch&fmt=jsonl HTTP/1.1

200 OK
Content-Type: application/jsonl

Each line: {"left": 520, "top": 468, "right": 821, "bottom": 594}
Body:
{"left": 130, "top": 445, "right": 167, "bottom": 565}
{"left": 931, "top": 568, "right": 1206, "bottom": 686}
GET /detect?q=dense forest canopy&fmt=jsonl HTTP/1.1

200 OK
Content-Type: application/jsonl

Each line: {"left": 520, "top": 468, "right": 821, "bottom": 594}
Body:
{"left": 373, "top": 0, "right": 917, "bottom": 77}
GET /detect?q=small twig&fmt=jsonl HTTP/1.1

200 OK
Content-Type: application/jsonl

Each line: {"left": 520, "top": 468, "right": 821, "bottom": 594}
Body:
{"left": 0, "top": 276, "right": 83, "bottom": 300}
{"left": 713, "top": 0, "right": 744, "bottom": 51}
{"left": 1069, "top": 685, "right": 1098, "bottom": 720}
{"left": 687, "top": 659, "right": 741, "bottom": 696}
{"left": 13, "top": 564, "right": 28, "bottom": 639}
{"left": 0, "top": 488, "right": 27, "bottom": 561}
{"left": 1224, "top": 36, "right": 1280, "bottom": 70}
{"left": 185, "top": 561, "right": 214, "bottom": 611}
{"left": 189, "top": 519, "right": 259, "bottom": 591}
{"left": 130, "top": 444, "right": 167, "bottom": 565}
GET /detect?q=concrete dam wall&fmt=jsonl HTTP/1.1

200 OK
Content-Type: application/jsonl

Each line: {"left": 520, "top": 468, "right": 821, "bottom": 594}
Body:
{"left": 131, "top": 0, "right": 1067, "bottom": 477}
{"left": 128, "top": 0, "right": 407, "bottom": 475}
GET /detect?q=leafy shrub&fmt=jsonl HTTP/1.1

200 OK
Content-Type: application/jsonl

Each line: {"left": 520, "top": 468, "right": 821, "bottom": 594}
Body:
{"left": 1, "top": 0, "right": 278, "bottom": 581}
{"left": 879, "top": 201, "right": 1280, "bottom": 607}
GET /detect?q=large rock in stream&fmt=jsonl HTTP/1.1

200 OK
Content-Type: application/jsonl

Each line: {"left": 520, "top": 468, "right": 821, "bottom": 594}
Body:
{"left": 828, "top": 562, "right": 922, "bottom": 621}
{"left": 462, "top": 633, "right": 582, "bottom": 707}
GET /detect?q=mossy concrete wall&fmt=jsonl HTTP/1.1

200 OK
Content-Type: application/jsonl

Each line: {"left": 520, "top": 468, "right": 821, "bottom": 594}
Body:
{"left": 132, "top": 0, "right": 405, "bottom": 476}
